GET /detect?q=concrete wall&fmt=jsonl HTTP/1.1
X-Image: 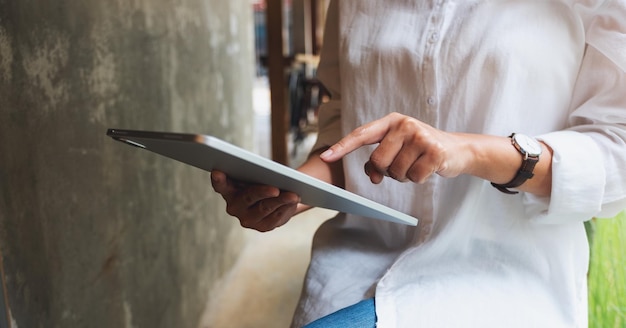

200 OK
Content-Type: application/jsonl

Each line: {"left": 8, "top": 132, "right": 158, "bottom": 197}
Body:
{"left": 0, "top": 0, "right": 254, "bottom": 327}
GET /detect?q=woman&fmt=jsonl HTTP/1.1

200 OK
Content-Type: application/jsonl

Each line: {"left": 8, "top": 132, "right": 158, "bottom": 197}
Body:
{"left": 211, "top": 0, "right": 626, "bottom": 326}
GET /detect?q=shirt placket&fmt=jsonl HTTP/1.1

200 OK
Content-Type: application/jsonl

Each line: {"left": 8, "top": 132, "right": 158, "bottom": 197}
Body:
{"left": 412, "top": 1, "right": 447, "bottom": 246}
{"left": 421, "top": 0, "right": 446, "bottom": 125}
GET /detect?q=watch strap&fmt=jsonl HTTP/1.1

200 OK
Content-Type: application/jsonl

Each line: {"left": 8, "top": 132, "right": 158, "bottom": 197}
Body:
{"left": 491, "top": 155, "right": 539, "bottom": 194}
{"left": 491, "top": 133, "right": 542, "bottom": 195}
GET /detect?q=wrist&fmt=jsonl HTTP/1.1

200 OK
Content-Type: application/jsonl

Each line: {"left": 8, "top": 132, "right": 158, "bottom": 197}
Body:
{"left": 491, "top": 133, "right": 543, "bottom": 194}
{"left": 455, "top": 133, "right": 511, "bottom": 180}
{"left": 458, "top": 133, "right": 537, "bottom": 191}
{"left": 449, "top": 133, "right": 552, "bottom": 196}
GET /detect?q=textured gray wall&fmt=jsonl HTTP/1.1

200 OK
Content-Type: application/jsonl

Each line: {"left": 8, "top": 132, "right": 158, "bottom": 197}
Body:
{"left": 0, "top": 0, "right": 254, "bottom": 327}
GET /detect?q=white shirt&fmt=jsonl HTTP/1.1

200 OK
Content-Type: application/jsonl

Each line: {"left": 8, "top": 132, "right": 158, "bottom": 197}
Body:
{"left": 291, "top": 1, "right": 626, "bottom": 327}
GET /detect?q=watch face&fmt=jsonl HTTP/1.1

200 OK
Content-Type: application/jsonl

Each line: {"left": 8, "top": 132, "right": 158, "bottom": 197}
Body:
{"left": 513, "top": 134, "right": 542, "bottom": 156}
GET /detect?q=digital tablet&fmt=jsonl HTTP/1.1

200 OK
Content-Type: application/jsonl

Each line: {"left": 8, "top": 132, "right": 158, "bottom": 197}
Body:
{"left": 106, "top": 129, "right": 418, "bottom": 226}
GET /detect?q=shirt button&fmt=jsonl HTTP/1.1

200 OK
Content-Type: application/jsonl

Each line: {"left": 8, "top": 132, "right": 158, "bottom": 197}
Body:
{"left": 429, "top": 32, "right": 439, "bottom": 43}
{"left": 427, "top": 97, "right": 436, "bottom": 106}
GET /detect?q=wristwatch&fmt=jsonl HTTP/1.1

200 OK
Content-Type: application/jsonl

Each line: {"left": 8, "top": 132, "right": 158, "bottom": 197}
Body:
{"left": 491, "top": 133, "right": 542, "bottom": 194}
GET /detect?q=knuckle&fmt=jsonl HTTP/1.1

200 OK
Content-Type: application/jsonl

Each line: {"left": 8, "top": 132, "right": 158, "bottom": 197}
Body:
{"left": 256, "top": 225, "right": 272, "bottom": 233}
{"left": 407, "top": 167, "right": 425, "bottom": 183}
{"left": 261, "top": 205, "right": 273, "bottom": 215}
{"left": 256, "top": 217, "right": 279, "bottom": 233}
{"left": 388, "top": 112, "right": 402, "bottom": 120}
{"left": 239, "top": 219, "right": 254, "bottom": 229}
{"left": 409, "top": 128, "right": 430, "bottom": 145}
{"left": 406, "top": 164, "right": 426, "bottom": 184}
{"left": 243, "top": 194, "right": 254, "bottom": 205}
{"left": 368, "top": 155, "right": 382, "bottom": 168}
{"left": 398, "top": 114, "right": 413, "bottom": 125}
{"left": 431, "top": 141, "right": 446, "bottom": 154}
{"left": 408, "top": 131, "right": 423, "bottom": 144}
{"left": 369, "top": 152, "right": 388, "bottom": 169}
{"left": 351, "top": 125, "right": 369, "bottom": 140}
{"left": 258, "top": 200, "right": 271, "bottom": 214}
{"left": 225, "top": 204, "right": 238, "bottom": 217}
{"left": 398, "top": 115, "right": 417, "bottom": 129}
{"left": 386, "top": 167, "right": 402, "bottom": 180}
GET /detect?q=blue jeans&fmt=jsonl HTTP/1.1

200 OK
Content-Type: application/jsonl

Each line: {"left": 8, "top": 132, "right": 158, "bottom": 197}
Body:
{"left": 302, "top": 298, "right": 377, "bottom": 328}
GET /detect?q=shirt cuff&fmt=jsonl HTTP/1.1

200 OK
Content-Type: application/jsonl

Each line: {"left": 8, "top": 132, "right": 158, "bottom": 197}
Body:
{"left": 523, "top": 130, "right": 605, "bottom": 224}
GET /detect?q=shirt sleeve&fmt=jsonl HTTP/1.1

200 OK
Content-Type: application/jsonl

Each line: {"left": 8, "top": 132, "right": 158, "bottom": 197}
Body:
{"left": 310, "top": 0, "right": 343, "bottom": 153}
{"left": 525, "top": 0, "right": 626, "bottom": 223}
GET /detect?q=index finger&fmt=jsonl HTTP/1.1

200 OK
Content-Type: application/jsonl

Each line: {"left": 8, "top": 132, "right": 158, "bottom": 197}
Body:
{"left": 320, "top": 116, "right": 392, "bottom": 162}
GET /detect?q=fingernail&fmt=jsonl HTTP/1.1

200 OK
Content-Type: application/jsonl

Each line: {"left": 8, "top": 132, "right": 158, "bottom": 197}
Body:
{"left": 320, "top": 148, "right": 333, "bottom": 159}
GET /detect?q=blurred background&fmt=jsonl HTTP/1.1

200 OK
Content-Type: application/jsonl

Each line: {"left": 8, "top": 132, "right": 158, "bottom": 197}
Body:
{"left": 0, "top": 1, "right": 622, "bottom": 327}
